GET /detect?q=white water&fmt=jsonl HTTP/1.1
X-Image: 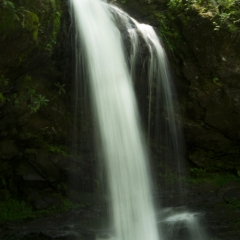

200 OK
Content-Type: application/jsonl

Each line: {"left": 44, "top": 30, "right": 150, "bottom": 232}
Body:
{"left": 159, "top": 207, "right": 209, "bottom": 240}
{"left": 110, "top": 6, "right": 209, "bottom": 240}
{"left": 110, "top": 4, "right": 185, "bottom": 198}
{"left": 70, "top": 0, "right": 209, "bottom": 239}
{"left": 69, "top": 0, "right": 160, "bottom": 239}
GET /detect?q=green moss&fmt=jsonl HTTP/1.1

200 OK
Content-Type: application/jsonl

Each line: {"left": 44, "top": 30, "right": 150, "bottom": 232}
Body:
{"left": 0, "top": 2, "right": 39, "bottom": 41}
{"left": 42, "top": 0, "right": 62, "bottom": 51}
{"left": 51, "top": 0, "right": 61, "bottom": 39}
{"left": 24, "top": 11, "right": 39, "bottom": 41}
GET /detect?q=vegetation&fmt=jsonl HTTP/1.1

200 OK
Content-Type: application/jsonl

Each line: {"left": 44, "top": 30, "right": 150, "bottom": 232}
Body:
{"left": 27, "top": 88, "right": 49, "bottom": 113}
{"left": 0, "top": 1, "right": 239, "bottom": 238}
{"left": 168, "top": 0, "right": 240, "bottom": 31}
{"left": 189, "top": 168, "right": 240, "bottom": 186}
{"left": 118, "top": 0, "right": 239, "bottom": 51}
{"left": 158, "top": 165, "right": 240, "bottom": 188}
{"left": 0, "top": 199, "right": 33, "bottom": 222}
{"left": 0, "top": 0, "right": 40, "bottom": 41}
{"left": 43, "top": 0, "right": 62, "bottom": 51}
{"left": 168, "top": 0, "right": 239, "bottom": 9}
{"left": 55, "top": 82, "right": 66, "bottom": 95}
{"left": 0, "top": 196, "right": 87, "bottom": 222}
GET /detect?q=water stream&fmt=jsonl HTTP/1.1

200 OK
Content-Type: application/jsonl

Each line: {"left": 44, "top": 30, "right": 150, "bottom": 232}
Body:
{"left": 69, "top": 0, "right": 208, "bottom": 239}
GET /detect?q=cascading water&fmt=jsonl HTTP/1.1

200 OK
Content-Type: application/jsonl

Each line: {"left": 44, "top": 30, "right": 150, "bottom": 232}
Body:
{"left": 109, "top": 6, "right": 186, "bottom": 199}
{"left": 69, "top": 0, "right": 161, "bottom": 239}
{"left": 69, "top": 0, "right": 209, "bottom": 239}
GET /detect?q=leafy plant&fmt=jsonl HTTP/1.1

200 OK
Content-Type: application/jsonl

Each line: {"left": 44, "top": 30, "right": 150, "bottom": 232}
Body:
{"left": 0, "top": 0, "right": 29, "bottom": 24}
{"left": 217, "top": 0, "right": 236, "bottom": 9}
{"left": 0, "top": 0, "right": 15, "bottom": 10}
{"left": 168, "top": 0, "right": 240, "bottom": 32}
{"left": 28, "top": 88, "right": 49, "bottom": 113}
{"left": 55, "top": 82, "right": 66, "bottom": 95}
{"left": 219, "top": 12, "right": 231, "bottom": 21}
{"left": 45, "top": 37, "right": 57, "bottom": 51}
{"left": 213, "top": 77, "right": 219, "bottom": 83}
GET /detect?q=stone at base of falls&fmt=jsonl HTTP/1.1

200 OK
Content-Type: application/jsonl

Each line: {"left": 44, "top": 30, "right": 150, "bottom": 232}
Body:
{"left": 0, "top": 210, "right": 98, "bottom": 240}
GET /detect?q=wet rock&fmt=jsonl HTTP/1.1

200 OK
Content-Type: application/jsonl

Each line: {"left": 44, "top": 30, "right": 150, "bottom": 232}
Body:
{"left": 17, "top": 159, "right": 46, "bottom": 181}
{"left": 0, "top": 140, "right": 19, "bottom": 159}
{"left": 33, "top": 194, "right": 63, "bottom": 210}
{"left": 172, "top": 9, "right": 240, "bottom": 171}
{"left": 223, "top": 187, "right": 240, "bottom": 203}
{"left": 0, "top": 209, "right": 104, "bottom": 240}
{"left": 32, "top": 151, "right": 61, "bottom": 182}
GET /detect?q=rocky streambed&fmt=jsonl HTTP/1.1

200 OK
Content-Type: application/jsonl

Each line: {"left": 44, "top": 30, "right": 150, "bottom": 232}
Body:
{"left": 1, "top": 179, "right": 240, "bottom": 240}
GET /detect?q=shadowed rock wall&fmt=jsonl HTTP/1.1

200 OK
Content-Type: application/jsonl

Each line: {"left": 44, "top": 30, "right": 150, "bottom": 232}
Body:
{"left": 116, "top": 0, "right": 240, "bottom": 172}
{"left": 0, "top": 0, "right": 96, "bottom": 209}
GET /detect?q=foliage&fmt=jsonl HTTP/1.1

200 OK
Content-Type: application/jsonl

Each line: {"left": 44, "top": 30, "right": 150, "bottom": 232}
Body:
{"left": 167, "top": 0, "right": 240, "bottom": 32}
{"left": 55, "top": 82, "right": 66, "bottom": 95}
{"left": 168, "top": 0, "right": 239, "bottom": 9}
{"left": 43, "top": 1, "right": 62, "bottom": 51}
{"left": 0, "top": 195, "right": 87, "bottom": 223}
{"left": 154, "top": 12, "right": 183, "bottom": 51}
{"left": 44, "top": 37, "right": 57, "bottom": 51}
{"left": 0, "top": 0, "right": 15, "bottom": 11}
{"left": 47, "top": 144, "right": 68, "bottom": 155}
{"left": 0, "top": 199, "right": 33, "bottom": 222}
{"left": 13, "top": 75, "right": 49, "bottom": 114}
{"left": 59, "top": 198, "right": 86, "bottom": 211}
{"left": 0, "top": 0, "right": 30, "bottom": 26}
{"left": 189, "top": 168, "right": 240, "bottom": 186}
{"left": 168, "top": 0, "right": 240, "bottom": 32}
{"left": 27, "top": 88, "right": 49, "bottom": 113}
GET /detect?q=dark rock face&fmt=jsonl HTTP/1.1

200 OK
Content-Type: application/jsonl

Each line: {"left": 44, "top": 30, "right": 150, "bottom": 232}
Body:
{"left": 117, "top": 0, "right": 240, "bottom": 172}
{"left": 223, "top": 187, "right": 240, "bottom": 203}
{"left": 175, "top": 11, "right": 240, "bottom": 171}
{"left": 0, "top": 0, "right": 97, "bottom": 207}
{"left": 0, "top": 209, "right": 99, "bottom": 240}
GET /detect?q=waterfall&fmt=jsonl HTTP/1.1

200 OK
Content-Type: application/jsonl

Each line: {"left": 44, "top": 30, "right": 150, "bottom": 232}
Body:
{"left": 69, "top": 0, "right": 161, "bottom": 239}
{"left": 69, "top": 0, "right": 209, "bottom": 239}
